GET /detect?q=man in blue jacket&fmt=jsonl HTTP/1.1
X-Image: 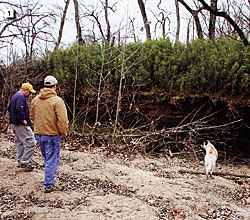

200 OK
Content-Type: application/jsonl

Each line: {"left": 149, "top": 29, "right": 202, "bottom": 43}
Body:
{"left": 8, "top": 83, "right": 36, "bottom": 171}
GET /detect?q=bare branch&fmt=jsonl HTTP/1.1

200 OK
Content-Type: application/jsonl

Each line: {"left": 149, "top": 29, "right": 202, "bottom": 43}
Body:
{"left": 178, "top": 0, "right": 204, "bottom": 39}
{"left": 198, "top": 0, "right": 250, "bottom": 46}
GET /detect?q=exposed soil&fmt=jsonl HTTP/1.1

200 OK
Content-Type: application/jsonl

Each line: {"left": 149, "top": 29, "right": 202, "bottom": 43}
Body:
{"left": 1, "top": 130, "right": 250, "bottom": 220}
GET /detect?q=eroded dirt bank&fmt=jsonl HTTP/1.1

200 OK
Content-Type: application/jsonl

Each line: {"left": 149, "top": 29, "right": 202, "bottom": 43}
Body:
{"left": 0, "top": 131, "right": 250, "bottom": 220}
{"left": 72, "top": 94, "right": 250, "bottom": 160}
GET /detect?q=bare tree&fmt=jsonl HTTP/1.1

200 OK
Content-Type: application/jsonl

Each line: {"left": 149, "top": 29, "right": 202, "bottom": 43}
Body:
{"left": 0, "top": 1, "right": 56, "bottom": 58}
{"left": 137, "top": 0, "right": 151, "bottom": 40}
{"left": 81, "top": 0, "right": 116, "bottom": 43}
{"left": 157, "top": 12, "right": 169, "bottom": 39}
{"left": 209, "top": 0, "right": 217, "bottom": 40}
{"left": 0, "top": 14, "right": 27, "bottom": 38}
{"left": 73, "top": 0, "right": 85, "bottom": 45}
{"left": 88, "top": 11, "right": 106, "bottom": 41}
{"left": 151, "top": 1, "right": 170, "bottom": 40}
{"left": 234, "top": 0, "right": 250, "bottom": 37}
{"left": 175, "top": 0, "right": 180, "bottom": 42}
{"left": 198, "top": 0, "right": 250, "bottom": 46}
{"left": 178, "top": 0, "right": 204, "bottom": 39}
{"left": 54, "top": 0, "right": 71, "bottom": 50}
{"left": 104, "top": 0, "right": 111, "bottom": 43}
{"left": 19, "top": 14, "right": 55, "bottom": 58}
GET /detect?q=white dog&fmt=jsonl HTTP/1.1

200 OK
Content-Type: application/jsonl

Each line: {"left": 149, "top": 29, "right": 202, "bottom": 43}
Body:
{"left": 202, "top": 140, "right": 218, "bottom": 179}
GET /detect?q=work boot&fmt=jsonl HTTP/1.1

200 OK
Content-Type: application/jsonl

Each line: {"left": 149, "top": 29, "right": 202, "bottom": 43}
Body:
{"left": 21, "top": 163, "right": 34, "bottom": 172}
{"left": 44, "top": 185, "right": 56, "bottom": 193}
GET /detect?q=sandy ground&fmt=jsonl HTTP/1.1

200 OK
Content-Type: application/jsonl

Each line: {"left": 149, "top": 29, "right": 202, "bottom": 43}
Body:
{"left": 0, "top": 132, "right": 250, "bottom": 220}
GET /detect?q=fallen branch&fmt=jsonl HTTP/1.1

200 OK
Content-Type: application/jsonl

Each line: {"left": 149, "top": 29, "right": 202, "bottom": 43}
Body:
{"left": 178, "top": 169, "right": 250, "bottom": 178}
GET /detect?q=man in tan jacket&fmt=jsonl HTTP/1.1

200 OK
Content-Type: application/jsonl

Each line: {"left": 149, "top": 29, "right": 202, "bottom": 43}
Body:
{"left": 30, "top": 75, "right": 68, "bottom": 193}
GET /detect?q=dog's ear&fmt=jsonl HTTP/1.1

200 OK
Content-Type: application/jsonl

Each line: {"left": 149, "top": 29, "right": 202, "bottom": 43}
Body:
{"left": 204, "top": 140, "right": 209, "bottom": 145}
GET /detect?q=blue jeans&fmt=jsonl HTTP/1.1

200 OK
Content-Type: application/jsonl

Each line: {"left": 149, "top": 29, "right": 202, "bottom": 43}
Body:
{"left": 36, "top": 134, "right": 61, "bottom": 188}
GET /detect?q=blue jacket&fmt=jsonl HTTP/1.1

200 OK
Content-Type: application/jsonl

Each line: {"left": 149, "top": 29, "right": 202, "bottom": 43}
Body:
{"left": 8, "top": 91, "right": 32, "bottom": 126}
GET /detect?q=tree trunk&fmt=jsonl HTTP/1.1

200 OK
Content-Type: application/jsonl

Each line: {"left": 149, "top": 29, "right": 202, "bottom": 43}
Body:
{"left": 105, "top": 0, "right": 111, "bottom": 43}
{"left": 137, "top": 0, "right": 151, "bottom": 40}
{"left": 194, "top": 13, "right": 203, "bottom": 39}
{"left": 161, "top": 12, "right": 166, "bottom": 39}
{"left": 108, "top": 36, "right": 115, "bottom": 74}
{"left": 72, "top": 0, "right": 85, "bottom": 45}
{"left": 54, "top": 0, "right": 70, "bottom": 50}
{"left": 186, "top": 17, "right": 191, "bottom": 44}
{"left": 209, "top": 0, "right": 217, "bottom": 40}
{"left": 175, "top": 0, "right": 180, "bottom": 42}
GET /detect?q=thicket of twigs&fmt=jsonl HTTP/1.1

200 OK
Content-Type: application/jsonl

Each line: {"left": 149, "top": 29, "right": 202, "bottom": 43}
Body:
{"left": 0, "top": 58, "right": 45, "bottom": 130}
{"left": 65, "top": 101, "right": 244, "bottom": 162}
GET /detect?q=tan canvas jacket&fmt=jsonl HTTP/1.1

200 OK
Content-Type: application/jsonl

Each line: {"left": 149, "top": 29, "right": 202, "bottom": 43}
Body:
{"left": 30, "top": 88, "right": 68, "bottom": 137}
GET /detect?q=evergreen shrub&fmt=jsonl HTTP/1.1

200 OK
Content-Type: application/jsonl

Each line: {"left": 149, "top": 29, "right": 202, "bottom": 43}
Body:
{"left": 37, "top": 37, "right": 250, "bottom": 98}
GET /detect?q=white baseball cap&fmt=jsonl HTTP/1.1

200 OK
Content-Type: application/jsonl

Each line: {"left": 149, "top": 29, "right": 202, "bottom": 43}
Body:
{"left": 44, "top": 75, "right": 58, "bottom": 86}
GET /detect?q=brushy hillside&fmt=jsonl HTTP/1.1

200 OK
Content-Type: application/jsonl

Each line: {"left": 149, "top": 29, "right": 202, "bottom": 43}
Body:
{"left": 1, "top": 38, "right": 250, "bottom": 160}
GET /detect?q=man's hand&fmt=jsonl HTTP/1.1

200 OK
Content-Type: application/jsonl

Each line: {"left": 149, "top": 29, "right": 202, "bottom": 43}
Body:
{"left": 59, "top": 134, "right": 66, "bottom": 138}
{"left": 22, "top": 120, "right": 28, "bottom": 125}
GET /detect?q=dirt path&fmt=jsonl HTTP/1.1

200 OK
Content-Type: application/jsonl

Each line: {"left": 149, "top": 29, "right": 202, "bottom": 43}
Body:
{"left": 0, "top": 133, "right": 250, "bottom": 220}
